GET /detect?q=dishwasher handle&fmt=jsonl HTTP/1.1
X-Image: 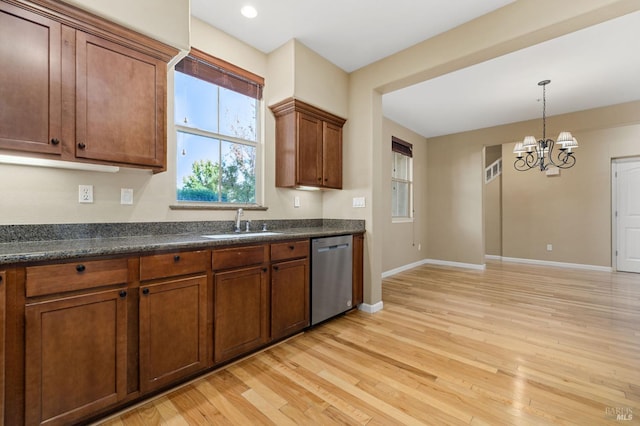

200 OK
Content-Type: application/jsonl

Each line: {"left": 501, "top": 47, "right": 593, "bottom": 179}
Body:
{"left": 317, "top": 243, "right": 350, "bottom": 252}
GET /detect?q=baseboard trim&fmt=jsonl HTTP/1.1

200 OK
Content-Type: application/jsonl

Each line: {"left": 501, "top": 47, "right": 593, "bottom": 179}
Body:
{"left": 495, "top": 256, "right": 612, "bottom": 272}
{"left": 358, "top": 301, "right": 384, "bottom": 314}
{"left": 424, "top": 259, "right": 486, "bottom": 271}
{"left": 382, "top": 259, "right": 486, "bottom": 277}
{"left": 382, "top": 260, "right": 429, "bottom": 278}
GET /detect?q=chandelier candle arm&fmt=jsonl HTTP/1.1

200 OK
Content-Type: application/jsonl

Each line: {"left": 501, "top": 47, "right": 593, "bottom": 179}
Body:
{"left": 513, "top": 80, "right": 578, "bottom": 172}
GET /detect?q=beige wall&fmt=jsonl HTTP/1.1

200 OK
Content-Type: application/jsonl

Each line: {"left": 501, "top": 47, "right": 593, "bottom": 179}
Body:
{"left": 381, "top": 119, "right": 428, "bottom": 273}
{"left": 64, "top": 0, "right": 190, "bottom": 51}
{"left": 428, "top": 101, "right": 640, "bottom": 267}
{"left": 484, "top": 175, "right": 502, "bottom": 257}
{"left": 426, "top": 134, "right": 485, "bottom": 264}
{"left": 501, "top": 102, "right": 640, "bottom": 266}
{"left": 484, "top": 145, "right": 502, "bottom": 256}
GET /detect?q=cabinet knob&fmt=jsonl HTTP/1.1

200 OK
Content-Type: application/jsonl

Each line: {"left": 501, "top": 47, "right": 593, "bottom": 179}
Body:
{"left": 317, "top": 177, "right": 322, "bottom": 181}
{"left": 262, "top": 267, "right": 268, "bottom": 273}
{"left": 50, "top": 138, "right": 60, "bottom": 145}
{"left": 273, "top": 265, "right": 279, "bottom": 271}
{"left": 119, "top": 290, "right": 127, "bottom": 298}
{"left": 76, "top": 264, "right": 86, "bottom": 273}
{"left": 142, "top": 288, "right": 150, "bottom": 295}
{"left": 174, "top": 255, "right": 181, "bottom": 262}
{"left": 0, "top": 276, "right": 3, "bottom": 284}
{"left": 78, "top": 142, "right": 86, "bottom": 150}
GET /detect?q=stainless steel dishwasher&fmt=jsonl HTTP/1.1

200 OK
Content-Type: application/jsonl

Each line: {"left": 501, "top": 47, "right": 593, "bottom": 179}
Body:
{"left": 311, "top": 234, "right": 353, "bottom": 325}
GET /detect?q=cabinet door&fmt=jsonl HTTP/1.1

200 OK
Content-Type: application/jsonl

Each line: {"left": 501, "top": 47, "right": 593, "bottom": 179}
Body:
{"left": 214, "top": 266, "right": 268, "bottom": 364}
{"left": 271, "top": 258, "right": 309, "bottom": 340}
{"left": 25, "top": 288, "right": 128, "bottom": 426}
{"left": 296, "top": 113, "right": 323, "bottom": 186}
{"left": 0, "top": 3, "right": 62, "bottom": 155}
{"left": 139, "top": 276, "right": 207, "bottom": 393}
{"left": 75, "top": 31, "right": 166, "bottom": 168}
{"left": 0, "top": 271, "right": 5, "bottom": 424}
{"left": 322, "top": 121, "right": 343, "bottom": 189}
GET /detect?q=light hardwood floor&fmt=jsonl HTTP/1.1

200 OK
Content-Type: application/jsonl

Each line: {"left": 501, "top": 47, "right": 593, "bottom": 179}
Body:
{"left": 98, "top": 261, "right": 640, "bottom": 425}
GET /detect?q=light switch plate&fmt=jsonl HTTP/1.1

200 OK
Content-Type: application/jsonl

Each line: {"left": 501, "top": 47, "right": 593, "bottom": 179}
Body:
{"left": 352, "top": 197, "right": 366, "bottom": 208}
{"left": 294, "top": 196, "right": 300, "bottom": 208}
{"left": 121, "top": 188, "right": 133, "bottom": 205}
{"left": 79, "top": 185, "right": 93, "bottom": 203}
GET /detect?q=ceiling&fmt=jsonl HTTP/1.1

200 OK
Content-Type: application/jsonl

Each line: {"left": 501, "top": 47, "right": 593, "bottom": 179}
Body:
{"left": 190, "top": 1, "right": 640, "bottom": 139}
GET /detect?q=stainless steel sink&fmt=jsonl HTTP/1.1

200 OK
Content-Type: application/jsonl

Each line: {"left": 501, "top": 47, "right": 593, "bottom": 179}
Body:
{"left": 201, "top": 232, "right": 282, "bottom": 239}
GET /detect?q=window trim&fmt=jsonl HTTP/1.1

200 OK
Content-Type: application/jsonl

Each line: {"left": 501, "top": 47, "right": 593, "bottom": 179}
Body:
{"left": 173, "top": 50, "right": 264, "bottom": 206}
{"left": 391, "top": 136, "right": 413, "bottom": 220}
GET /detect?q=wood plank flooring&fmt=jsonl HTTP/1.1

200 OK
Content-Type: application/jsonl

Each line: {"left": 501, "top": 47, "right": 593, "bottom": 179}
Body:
{"left": 97, "top": 261, "right": 640, "bottom": 425}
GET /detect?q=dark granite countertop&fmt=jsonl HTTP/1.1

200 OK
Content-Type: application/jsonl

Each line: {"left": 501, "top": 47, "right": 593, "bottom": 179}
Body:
{"left": 0, "top": 219, "right": 365, "bottom": 266}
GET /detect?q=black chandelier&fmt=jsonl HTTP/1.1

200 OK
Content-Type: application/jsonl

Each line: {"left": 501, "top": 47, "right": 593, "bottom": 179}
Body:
{"left": 513, "top": 80, "right": 578, "bottom": 171}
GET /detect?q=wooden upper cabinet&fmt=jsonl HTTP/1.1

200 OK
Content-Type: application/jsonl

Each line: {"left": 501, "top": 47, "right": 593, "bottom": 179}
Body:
{"left": 75, "top": 31, "right": 166, "bottom": 168}
{"left": 270, "top": 98, "right": 346, "bottom": 189}
{"left": 0, "top": 0, "right": 177, "bottom": 172}
{"left": 0, "top": 2, "right": 62, "bottom": 155}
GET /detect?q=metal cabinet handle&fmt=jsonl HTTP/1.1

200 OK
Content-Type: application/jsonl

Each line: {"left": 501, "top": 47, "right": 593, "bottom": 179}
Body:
{"left": 119, "top": 290, "right": 127, "bottom": 298}
{"left": 50, "top": 138, "right": 60, "bottom": 145}
{"left": 78, "top": 142, "right": 86, "bottom": 150}
{"left": 142, "top": 288, "right": 150, "bottom": 295}
{"left": 262, "top": 268, "right": 268, "bottom": 273}
{"left": 174, "top": 255, "right": 181, "bottom": 262}
{"left": 76, "top": 264, "right": 86, "bottom": 272}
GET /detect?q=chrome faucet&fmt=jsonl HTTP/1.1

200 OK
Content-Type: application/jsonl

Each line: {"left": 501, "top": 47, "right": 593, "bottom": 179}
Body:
{"left": 234, "top": 208, "right": 243, "bottom": 232}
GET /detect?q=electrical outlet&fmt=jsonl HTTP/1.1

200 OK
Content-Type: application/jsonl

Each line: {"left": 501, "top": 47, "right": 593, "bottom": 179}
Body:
{"left": 546, "top": 244, "right": 553, "bottom": 251}
{"left": 294, "top": 196, "right": 300, "bottom": 208}
{"left": 121, "top": 188, "right": 133, "bottom": 205}
{"left": 79, "top": 185, "right": 93, "bottom": 203}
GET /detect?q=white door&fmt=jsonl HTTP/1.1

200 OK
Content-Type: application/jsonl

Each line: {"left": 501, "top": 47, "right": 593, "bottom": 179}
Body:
{"left": 615, "top": 160, "right": 640, "bottom": 273}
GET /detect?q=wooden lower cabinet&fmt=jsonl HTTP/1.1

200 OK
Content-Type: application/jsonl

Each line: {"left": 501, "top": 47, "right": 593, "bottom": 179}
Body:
{"left": 139, "top": 275, "right": 207, "bottom": 393}
{"left": 214, "top": 266, "right": 269, "bottom": 364}
{"left": 0, "top": 271, "right": 5, "bottom": 424}
{"left": 271, "top": 258, "right": 309, "bottom": 340}
{"left": 25, "top": 288, "right": 128, "bottom": 426}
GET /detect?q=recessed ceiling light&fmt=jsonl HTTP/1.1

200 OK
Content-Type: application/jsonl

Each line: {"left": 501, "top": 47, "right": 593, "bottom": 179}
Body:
{"left": 241, "top": 5, "right": 258, "bottom": 19}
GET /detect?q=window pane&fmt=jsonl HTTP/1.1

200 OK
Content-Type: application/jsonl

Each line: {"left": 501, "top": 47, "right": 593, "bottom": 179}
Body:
{"left": 392, "top": 181, "right": 410, "bottom": 217}
{"left": 176, "top": 131, "right": 221, "bottom": 202}
{"left": 221, "top": 140, "right": 256, "bottom": 203}
{"left": 393, "top": 152, "right": 409, "bottom": 180}
{"left": 174, "top": 72, "right": 218, "bottom": 133}
{"left": 219, "top": 87, "right": 257, "bottom": 141}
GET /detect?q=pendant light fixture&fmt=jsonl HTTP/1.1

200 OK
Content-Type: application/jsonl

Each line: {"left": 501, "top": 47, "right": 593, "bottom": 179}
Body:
{"left": 513, "top": 80, "right": 578, "bottom": 171}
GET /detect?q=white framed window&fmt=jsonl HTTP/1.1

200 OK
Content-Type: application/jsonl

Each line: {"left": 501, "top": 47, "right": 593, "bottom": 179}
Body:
{"left": 174, "top": 50, "right": 263, "bottom": 204}
{"left": 391, "top": 136, "right": 413, "bottom": 220}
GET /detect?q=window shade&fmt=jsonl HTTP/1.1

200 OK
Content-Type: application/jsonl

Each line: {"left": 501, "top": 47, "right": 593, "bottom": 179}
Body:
{"left": 175, "top": 48, "right": 264, "bottom": 100}
{"left": 392, "top": 136, "right": 413, "bottom": 158}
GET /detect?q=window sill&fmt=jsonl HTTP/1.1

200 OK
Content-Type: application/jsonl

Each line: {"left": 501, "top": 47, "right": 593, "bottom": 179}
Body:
{"left": 392, "top": 217, "right": 414, "bottom": 224}
{"left": 169, "top": 204, "right": 268, "bottom": 211}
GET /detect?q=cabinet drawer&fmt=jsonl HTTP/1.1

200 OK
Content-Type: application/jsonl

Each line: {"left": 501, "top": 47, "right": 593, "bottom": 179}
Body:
{"left": 140, "top": 250, "right": 209, "bottom": 281}
{"left": 271, "top": 240, "right": 309, "bottom": 262}
{"left": 26, "top": 258, "right": 128, "bottom": 297}
{"left": 212, "top": 245, "right": 268, "bottom": 271}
